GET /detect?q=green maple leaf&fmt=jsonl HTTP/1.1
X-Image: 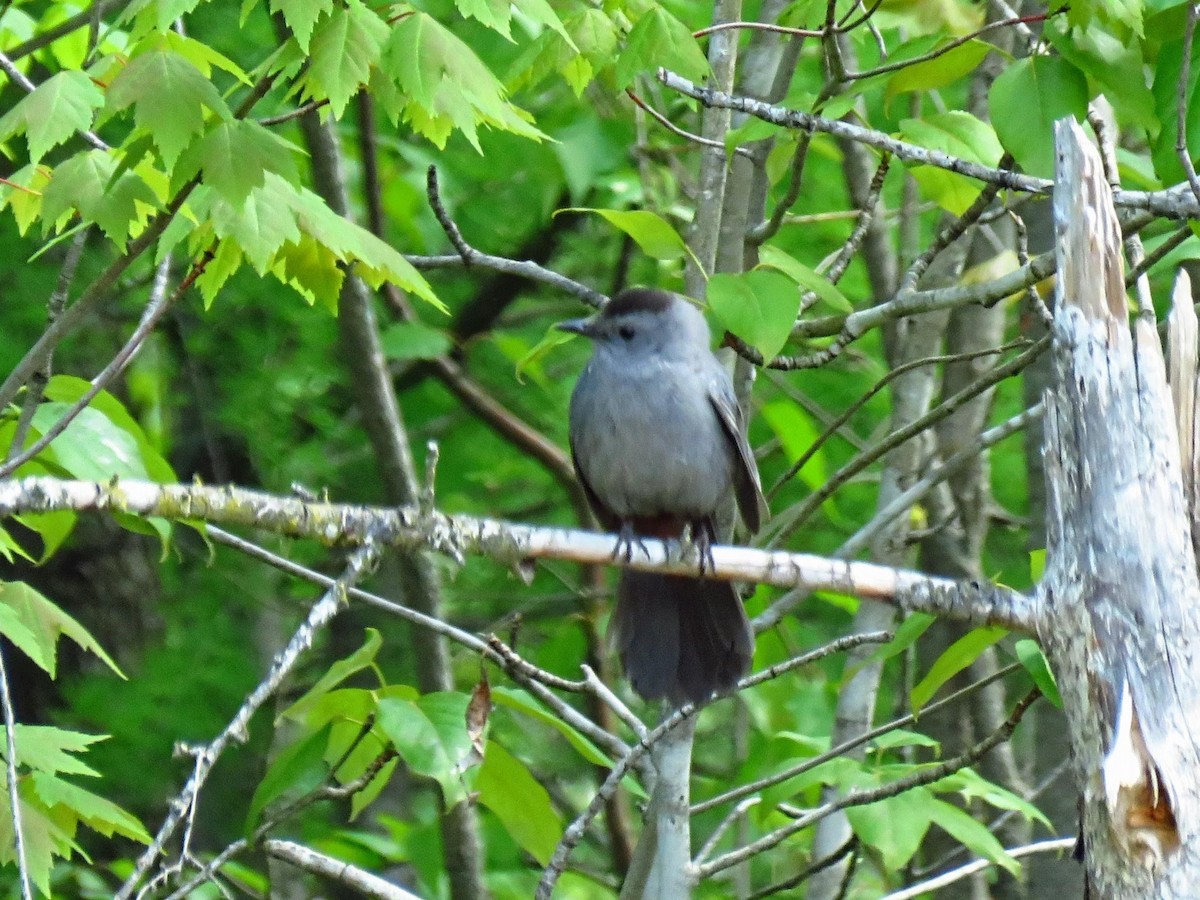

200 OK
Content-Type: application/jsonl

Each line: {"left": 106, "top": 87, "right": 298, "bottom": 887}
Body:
{"left": 0, "top": 70, "right": 104, "bottom": 164}
{"left": 304, "top": 0, "right": 389, "bottom": 117}
{"left": 106, "top": 48, "right": 231, "bottom": 169}
{"left": 270, "top": 0, "right": 329, "bottom": 52}
{"left": 41, "top": 150, "right": 158, "bottom": 249}
{"left": 382, "top": 12, "right": 545, "bottom": 150}
{"left": 175, "top": 119, "right": 301, "bottom": 204}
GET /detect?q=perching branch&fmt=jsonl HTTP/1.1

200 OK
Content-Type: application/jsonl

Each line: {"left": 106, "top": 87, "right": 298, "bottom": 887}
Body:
{"left": 0, "top": 475, "right": 1037, "bottom": 632}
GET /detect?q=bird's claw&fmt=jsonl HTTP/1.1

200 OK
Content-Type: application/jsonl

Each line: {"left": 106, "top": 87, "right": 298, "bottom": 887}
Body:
{"left": 691, "top": 519, "right": 717, "bottom": 575}
{"left": 613, "top": 522, "right": 650, "bottom": 563}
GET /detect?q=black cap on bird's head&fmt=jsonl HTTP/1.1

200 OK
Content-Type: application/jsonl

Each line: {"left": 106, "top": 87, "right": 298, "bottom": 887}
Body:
{"left": 555, "top": 288, "right": 687, "bottom": 341}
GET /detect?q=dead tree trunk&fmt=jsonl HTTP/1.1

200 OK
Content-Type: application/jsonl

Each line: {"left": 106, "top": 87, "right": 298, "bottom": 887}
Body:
{"left": 1039, "top": 118, "right": 1200, "bottom": 896}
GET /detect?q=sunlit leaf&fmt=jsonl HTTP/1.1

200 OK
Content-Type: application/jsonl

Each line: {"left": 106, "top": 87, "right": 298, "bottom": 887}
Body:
{"left": 989, "top": 55, "right": 1088, "bottom": 178}
{"left": 107, "top": 47, "right": 231, "bottom": 169}
{"left": 1014, "top": 639, "right": 1062, "bottom": 708}
{"left": 911, "top": 626, "right": 1007, "bottom": 712}
{"left": 476, "top": 741, "right": 562, "bottom": 864}
{"left": 565, "top": 207, "right": 688, "bottom": 261}
{"left": 304, "top": 0, "right": 388, "bottom": 117}
{"left": 0, "top": 580, "right": 123, "bottom": 678}
{"left": 0, "top": 70, "right": 104, "bottom": 164}
{"left": 708, "top": 269, "right": 800, "bottom": 361}
{"left": 615, "top": 7, "right": 708, "bottom": 89}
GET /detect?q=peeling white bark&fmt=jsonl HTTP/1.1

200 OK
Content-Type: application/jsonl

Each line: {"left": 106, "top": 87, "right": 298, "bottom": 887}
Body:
{"left": 1040, "top": 118, "right": 1200, "bottom": 897}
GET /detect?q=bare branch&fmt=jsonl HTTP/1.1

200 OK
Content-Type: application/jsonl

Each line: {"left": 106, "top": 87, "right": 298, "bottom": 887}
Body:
{"left": 0, "top": 476, "right": 1037, "bottom": 632}
{"left": 0, "top": 646, "right": 32, "bottom": 900}
{"left": 117, "top": 540, "right": 383, "bottom": 898}
{"left": 660, "top": 70, "right": 1200, "bottom": 220}
{"left": 264, "top": 840, "right": 424, "bottom": 900}
{"left": 881, "top": 837, "right": 1077, "bottom": 900}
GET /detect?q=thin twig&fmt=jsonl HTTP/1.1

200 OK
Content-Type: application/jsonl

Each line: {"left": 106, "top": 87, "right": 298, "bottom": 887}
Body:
{"left": 694, "top": 662, "right": 1023, "bottom": 814}
{"left": 736, "top": 631, "right": 893, "bottom": 692}
{"left": 0, "top": 646, "right": 32, "bottom": 900}
{"left": 696, "top": 689, "right": 1040, "bottom": 877}
{"left": 748, "top": 836, "right": 858, "bottom": 899}
{"left": 1128, "top": 225, "right": 1193, "bottom": 287}
{"left": 0, "top": 251, "right": 195, "bottom": 480}
{"left": 839, "top": 401, "right": 1044, "bottom": 559}
{"left": 1009, "top": 210, "right": 1054, "bottom": 327}
{"left": 881, "top": 837, "right": 1076, "bottom": 899}
{"left": 767, "top": 339, "right": 1027, "bottom": 498}
{"left": 6, "top": 229, "right": 89, "bottom": 463}
{"left": 581, "top": 664, "right": 647, "bottom": 739}
{"left": 411, "top": 170, "right": 607, "bottom": 309}
{"left": 845, "top": 10, "right": 1063, "bottom": 80}
{"left": 897, "top": 156, "right": 1012, "bottom": 295}
{"left": 765, "top": 336, "right": 1048, "bottom": 544}
{"left": 694, "top": 20, "right": 822, "bottom": 38}
{"left": 258, "top": 98, "right": 329, "bottom": 125}
{"left": 1178, "top": 3, "right": 1200, "bottom": 211}
{"left": 4, "top": 0, "right": 126, "bottom": 62}
{"left": 626, "top": 88, "right": 754, "bottom": 158}
{"left": 822, "top": 153, "right": 891, "bottom": 285}
{"left": 164, "top": 742, "right": 398, "bottom": 899}
{"left": 117, "top": 540, "right": 384, "bottom": 898}
{"left": 204, "top": 526, "right": 634, "bottom": 762}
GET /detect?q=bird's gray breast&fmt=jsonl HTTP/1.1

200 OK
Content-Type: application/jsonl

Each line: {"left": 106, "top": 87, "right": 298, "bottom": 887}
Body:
{"left": 569, "top": 354, "right": 734, "bottom": 518}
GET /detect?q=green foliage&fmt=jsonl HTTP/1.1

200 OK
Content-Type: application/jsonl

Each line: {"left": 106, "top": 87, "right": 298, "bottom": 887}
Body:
{"left": 0, "top": 0, "right": 1174, "bottom": 893}
{"left": 899, "top": 112, "right": 1004, "bottom": 214}
{"left": 475, "top": 740, "right": 562, "bottom": 865}
{"left": 708, "top": 270, "right": 801, "bottom": 360}
{"left": 911, "top": 627, "right": 1007, "bottom": 711}
{"left": 0, "top": 581, "right": 122, "bottom": 681}
{"left": 1015, "top": 639, "right": 1063, "bottom": 708}
{"left": 303, "top": 1, "right": 389, "bottom": 118}
{"left": 0, "top": 71, "right": 104, "bottom": 164}
{"left": 988, "top": 55, "right": 1089, "bottom": 177}
{"left": 0, "top": 587, "right": 148, "bottom": 893}
{"left": 884, "top": 38, "right": 993, "bottom": 100}
{"left": 106, "top": 46, "right": 232, "bottom": 169}
{"left": 614, "top": 7, "right": 709, "bottom": 89}
{"left": 567, "top": 207, "right": 691, "bottom": 262}
{"left": 379, "top": 11, "right": 546, "bottom": 150}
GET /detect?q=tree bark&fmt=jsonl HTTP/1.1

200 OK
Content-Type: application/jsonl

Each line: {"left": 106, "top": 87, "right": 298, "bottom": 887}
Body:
{"left": 1040, "top": 118, "right": 1200, "bottom": 897}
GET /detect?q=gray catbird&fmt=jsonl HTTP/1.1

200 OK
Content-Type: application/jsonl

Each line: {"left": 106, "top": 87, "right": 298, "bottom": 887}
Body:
{"left": 557, "top": 287, "right": 767, "bottom": 705}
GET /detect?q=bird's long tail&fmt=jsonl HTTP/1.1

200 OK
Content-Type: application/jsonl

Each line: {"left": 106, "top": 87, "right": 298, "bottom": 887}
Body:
{"left": 612, "top": 571, "right": 753, "bottom": 705}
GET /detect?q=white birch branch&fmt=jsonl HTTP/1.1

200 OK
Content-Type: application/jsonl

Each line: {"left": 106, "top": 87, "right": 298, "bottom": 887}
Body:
{"left": 0, "top": 475, "right": 1035, "bottom": 631}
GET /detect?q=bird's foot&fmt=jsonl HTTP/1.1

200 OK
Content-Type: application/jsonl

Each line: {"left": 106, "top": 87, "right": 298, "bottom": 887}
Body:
{"left": 613, "top": 521, "right": 650, "bottom": 563}
{"left": 690, "top": 519, "right": 717, "bottom": 575}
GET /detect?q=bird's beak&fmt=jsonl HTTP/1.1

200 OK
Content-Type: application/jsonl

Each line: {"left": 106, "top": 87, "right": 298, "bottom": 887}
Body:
{"left": 555, "top": 317, "right": 595, "bottom": 338}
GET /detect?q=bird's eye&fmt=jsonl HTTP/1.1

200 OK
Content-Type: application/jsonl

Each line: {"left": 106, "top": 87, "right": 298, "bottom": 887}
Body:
{"left": 618, "top": 325, "right": 635, "bottom": 340}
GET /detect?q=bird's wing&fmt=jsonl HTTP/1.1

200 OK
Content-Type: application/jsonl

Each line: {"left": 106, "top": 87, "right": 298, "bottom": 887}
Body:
{"left": 708, "top": 381, "right": 768, "bottom": 534}
{"left": 568, "top": 432, "right": 622, "bottom": 531}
